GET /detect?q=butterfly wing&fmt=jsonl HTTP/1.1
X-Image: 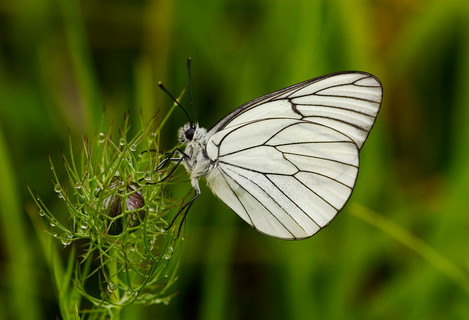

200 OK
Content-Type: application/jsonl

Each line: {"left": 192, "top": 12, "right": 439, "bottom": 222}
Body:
{"left": 205, "top": 72, "right": 382, "bottom": 239}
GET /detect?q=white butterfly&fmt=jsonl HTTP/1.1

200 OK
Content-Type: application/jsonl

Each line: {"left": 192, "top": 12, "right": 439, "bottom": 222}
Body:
{"left": 174, "top": 71, "right": 382, "bottom": 240}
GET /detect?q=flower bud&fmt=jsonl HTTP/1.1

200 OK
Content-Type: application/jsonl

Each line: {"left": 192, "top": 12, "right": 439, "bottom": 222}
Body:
{"left": 106, "top": 181, "right": 145, "bottom": 235}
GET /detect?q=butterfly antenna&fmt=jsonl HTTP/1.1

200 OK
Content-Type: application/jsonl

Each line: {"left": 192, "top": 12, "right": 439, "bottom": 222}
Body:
{"left": 187, "top": 57, "right": 195, "bottom": 127}
{"left": 157, "top": 81, "right": 192, "bottom": 124}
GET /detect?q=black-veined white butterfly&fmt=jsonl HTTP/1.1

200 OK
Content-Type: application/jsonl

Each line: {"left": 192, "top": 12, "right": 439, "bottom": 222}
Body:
{"left": 167, "top": 70, "right": 382, "bottom": 240}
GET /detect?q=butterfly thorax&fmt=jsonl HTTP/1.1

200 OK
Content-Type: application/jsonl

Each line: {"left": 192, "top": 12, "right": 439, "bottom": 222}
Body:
{"left": 178, "top": 123, "right": 214, "bottom": 181}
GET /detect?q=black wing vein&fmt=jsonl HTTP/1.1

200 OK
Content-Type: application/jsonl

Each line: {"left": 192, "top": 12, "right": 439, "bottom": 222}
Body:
{"left": 218, "top": 160, "right": 353, "bottom": 206}
{"left": 218, "top": 165, "right": 301, "bottom": 237}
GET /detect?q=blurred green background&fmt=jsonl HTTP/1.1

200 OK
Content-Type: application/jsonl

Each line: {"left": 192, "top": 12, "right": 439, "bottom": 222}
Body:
{"left": 1, "top": 0, "right": 469, "bottom": 319}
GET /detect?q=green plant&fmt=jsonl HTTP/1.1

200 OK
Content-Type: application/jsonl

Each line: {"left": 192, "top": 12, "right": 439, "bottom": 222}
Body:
{"left": 27, "top": 110, "right": 185, "bottom": 319}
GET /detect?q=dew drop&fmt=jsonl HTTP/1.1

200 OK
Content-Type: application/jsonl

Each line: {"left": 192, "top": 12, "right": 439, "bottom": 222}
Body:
{"left": 74, "top": 182, "right": 82, "bottom": 189}
{"left": 50, "top": 221, "right": 56, "bottom": 227}
{"left": 98, "top": 132, "right": 106, "bottom": 143}
{"left": 144, "top": 171, "right": 152, "bottom": 181}
{"left": 54, "top": 184, "right": 62, "bottom": 193}
{"left": 39, "top": 209, "right": 45, "bottom": 217}
{"left": 107, "top": 281, "right": 117, "bottom": 293}
{"left": 163, "top": 247, "right": 173, "bottom": 260}
{"left": 130, "top": 143, "right": 137, "bottom": 151}
{"left": 61, "top": 233, "right": 73, "bottom": 246}
{"left": 119, "top": 137, "right": 126, "bottom": 146}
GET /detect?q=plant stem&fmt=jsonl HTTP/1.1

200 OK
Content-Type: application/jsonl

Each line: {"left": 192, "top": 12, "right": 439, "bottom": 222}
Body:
{"left": 108, "top": 247, "right": 121, "bottom": 319}
{"left": 349, "top": 203, "right": 469, "bottom": 294}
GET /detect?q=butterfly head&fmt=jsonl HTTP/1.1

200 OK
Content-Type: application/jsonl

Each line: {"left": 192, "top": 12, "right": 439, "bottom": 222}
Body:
{"left": 178, "top": 122, "right": 206, "bottom": 145}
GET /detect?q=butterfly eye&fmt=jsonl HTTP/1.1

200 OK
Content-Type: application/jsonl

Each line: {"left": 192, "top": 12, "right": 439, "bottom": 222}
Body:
{"left": 185, "top": 127, "right": 195, "bottom": 141}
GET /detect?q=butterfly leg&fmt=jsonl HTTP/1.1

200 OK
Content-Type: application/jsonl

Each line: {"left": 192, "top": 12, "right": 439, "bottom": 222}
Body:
{"left": 158, "top": 157, "right": 184, "bottom": 182}
{"left": 154, "top": 149, "right": 180, "bottom": 170}
{"left": 141, "top": 148, "right": 189, "bottom": 184}
{"left": 165, "top": 178, "right": 200, "bottom": 237}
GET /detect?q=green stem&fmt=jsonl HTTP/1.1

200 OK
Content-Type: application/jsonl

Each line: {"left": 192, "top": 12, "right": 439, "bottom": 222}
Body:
{"left": 349, "top": 203, "right": 469, "bottom": 294}
{"left": 108, "top": 247, "right": 121, "bottom": 319}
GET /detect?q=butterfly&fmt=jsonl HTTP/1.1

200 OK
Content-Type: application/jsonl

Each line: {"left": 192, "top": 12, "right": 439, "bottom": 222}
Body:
{"left": 169, "top": 71, "right": 382, "bottom": 240}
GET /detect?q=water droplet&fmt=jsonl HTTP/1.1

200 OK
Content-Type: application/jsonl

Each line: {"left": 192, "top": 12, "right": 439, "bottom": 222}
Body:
{"left": 74, "top": 182, "right": 82, "bottom": 189}
{"left": 144, "top": 171, "right": 152, "bottom": 181}
{"left": 130, "top": 143, "right": 137, "bottom": 151}
{"left": 163, "top": 247, "right": 173, "bottom": 260}
{"left": 80, "top": 224, "right": 88, "bottom": 230}
{"left": 50, "top": 221, "right": 56, "bottom": 227}
{"left": 107, "top": 281, "right": 117, "bottom": 293}
{"left": 54, "top": 184, "right": 62, "bottom": 193}
{"left": 61, "top": 233, "right": 73, "bottom": 246}
{"left": 119, "top": 137, "right": 126, "bottom": 146}
{"left": 98, "top": 132, "right": 106, "bottom": 143}
{"left": 39, "top": 209, "right": 45, "bottom": 217}
{"left": 153, "top": 297, "right": 171, "bottom": 306}
{"left": 58, "top": 193, "right": 63, "bottom": 199}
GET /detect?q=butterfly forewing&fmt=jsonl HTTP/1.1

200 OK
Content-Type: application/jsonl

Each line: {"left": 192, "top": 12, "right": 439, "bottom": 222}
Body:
{"left": 209, "top": 72, "right": 381, "bottom": 148}
{"left": 202, "top": 72, "right": 381, "bottom": 240}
